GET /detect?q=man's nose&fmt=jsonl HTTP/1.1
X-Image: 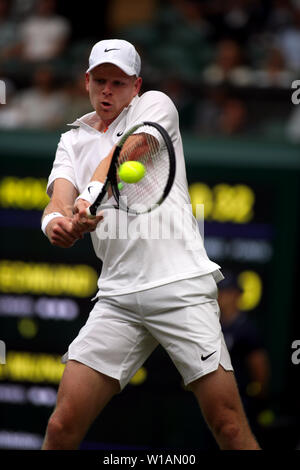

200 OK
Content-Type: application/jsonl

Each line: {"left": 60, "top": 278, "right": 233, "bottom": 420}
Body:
{"left": 102, "top": 82, "right": 112, "bottom": 95}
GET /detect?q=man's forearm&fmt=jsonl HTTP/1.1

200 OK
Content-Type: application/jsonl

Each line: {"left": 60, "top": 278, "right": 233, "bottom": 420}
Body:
{"left": 42, "top": 178, "right": 79, "bottom": 221}
{"left": 42, "top": 198, "right": 73, "bottom": 220}
{"left": 88, "top": 134, "right": 148, "bottom": 185}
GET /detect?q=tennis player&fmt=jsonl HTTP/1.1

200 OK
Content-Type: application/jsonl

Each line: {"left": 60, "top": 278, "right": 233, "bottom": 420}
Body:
{"left": 41, "top": 39, "right": 260, "bottom": 450}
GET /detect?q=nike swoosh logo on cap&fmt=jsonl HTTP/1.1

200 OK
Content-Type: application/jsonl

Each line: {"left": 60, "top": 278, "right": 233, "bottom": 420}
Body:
{"left": 104, "top": 48, "right": 120, "bottom": 52}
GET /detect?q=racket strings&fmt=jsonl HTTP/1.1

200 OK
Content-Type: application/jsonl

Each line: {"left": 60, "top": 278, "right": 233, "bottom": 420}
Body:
{"left": 140, "top": 134, "right": 170, "bottom": 207}
{"left": 117, "top": 127, "right": 170, "bottom": 210}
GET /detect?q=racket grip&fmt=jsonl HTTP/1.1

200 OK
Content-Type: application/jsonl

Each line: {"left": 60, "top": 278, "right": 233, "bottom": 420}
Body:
{"left": 85, "top": 206, "right": 95, "bottom": 219}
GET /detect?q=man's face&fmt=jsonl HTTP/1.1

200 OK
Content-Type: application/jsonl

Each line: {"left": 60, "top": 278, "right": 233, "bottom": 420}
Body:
{"left": 86, "top": 63, "right": 142, "bottom": 125}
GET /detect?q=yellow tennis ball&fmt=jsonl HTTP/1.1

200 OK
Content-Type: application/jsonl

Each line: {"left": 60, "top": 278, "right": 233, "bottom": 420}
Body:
{"left": 118, "top": 161, "right": 146, "bottom": 184}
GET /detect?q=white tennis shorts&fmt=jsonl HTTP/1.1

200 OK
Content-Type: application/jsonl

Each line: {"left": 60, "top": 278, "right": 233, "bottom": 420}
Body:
{"left": 62, "top": 274, "right": 233, "bottom": 390}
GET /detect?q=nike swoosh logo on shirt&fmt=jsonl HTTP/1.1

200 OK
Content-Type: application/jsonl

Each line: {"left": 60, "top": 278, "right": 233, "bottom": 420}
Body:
{"left": 117, "top": 131, "right": 124, "bottom": 137}
{"left": 201, "top": 351, "right": 217, "bottom": 361}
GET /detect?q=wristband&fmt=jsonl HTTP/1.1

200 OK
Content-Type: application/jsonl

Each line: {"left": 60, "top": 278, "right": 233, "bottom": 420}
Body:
{"left": 41, "top": 212, "right": 64, "bottom": 236}
{"left": 75, "top": 181, "right": 104, "bottom": 205}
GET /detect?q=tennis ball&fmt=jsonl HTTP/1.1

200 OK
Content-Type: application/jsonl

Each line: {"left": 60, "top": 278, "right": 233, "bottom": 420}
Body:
{"left": 118, "top": 161, "right": 146, "bottom": 184}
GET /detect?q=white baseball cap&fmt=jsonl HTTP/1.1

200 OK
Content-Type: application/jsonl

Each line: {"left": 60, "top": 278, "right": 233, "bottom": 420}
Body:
{"left": 87, "top": 39, "right": 141, "bottom": 76}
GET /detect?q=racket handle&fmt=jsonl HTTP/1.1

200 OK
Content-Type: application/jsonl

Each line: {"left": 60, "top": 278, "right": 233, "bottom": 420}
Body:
{"left": 85, "top": 206, "right": 95, "bottom": 219}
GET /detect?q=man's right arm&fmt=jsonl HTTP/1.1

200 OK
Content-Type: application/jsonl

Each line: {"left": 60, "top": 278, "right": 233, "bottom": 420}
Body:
{"left": 42, "top": 178, "right": 84, "bottom": 248}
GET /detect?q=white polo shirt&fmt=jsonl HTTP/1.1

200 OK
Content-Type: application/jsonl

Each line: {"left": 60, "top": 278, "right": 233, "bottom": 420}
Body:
{"left": 47, "top": 91, "right": 222, "bottom": 296}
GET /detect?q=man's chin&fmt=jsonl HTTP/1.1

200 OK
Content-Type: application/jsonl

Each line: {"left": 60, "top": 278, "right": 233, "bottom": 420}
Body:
{"left": 98, "top": 109, "right": 125, "bottom": 126}
{"left": 97, "top": 108, "right": 116, "bottom": 121}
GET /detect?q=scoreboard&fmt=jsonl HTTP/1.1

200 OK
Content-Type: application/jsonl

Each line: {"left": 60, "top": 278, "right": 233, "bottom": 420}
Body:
{"left": 0, "top": 129, "right": 299, "bottom": 450}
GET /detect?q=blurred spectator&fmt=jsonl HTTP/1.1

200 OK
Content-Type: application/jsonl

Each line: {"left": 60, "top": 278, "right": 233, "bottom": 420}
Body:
{"left": 107, "top": 0, "right": 157, "bottom": 33}
{"left": 0, "top": 76, "right": 18, "bottom": 127}
{"left": 194, "top": 86, "right": 248, "bottom": 136}
{"left": 286, "top": 105, "right": 300, "bottom": 143}
{"left": 202, "top": 39, "right": 253, "bottom": 87}
{"left": 167, "top": 0, "right": 212, "bottom": 34}
{"left": 218, "top": 270, "right": 271, "bottom": 431}
{"left": 266, "top": 0, "right": 295, "bottom": 32}
{"left": 219, "top": 97, "right": 247, "bottom": 134}
{"left": 0, "top": 0, "right": 20, "bottom": 65}
{"left": 18, "top": 0, "right": 71, "bottom": 63}
{"left": 12, "top": 0, "right": 36, "bottom": 19}
{"left": 274, "top": 6, "right": 300, "bottom": 72}
{"left": 154, "top": 0, "right": 213, "bottom": 80}
{"left": 194, "top": 86, "right": 227, "bottom": 135}
{"left": 203, "top": 0, "right": 272, "bottom": 44}
{"left": 0, "top": 64, "right": 67, "bottom": 129}
{"left": 118, "top": 0, "right": 213, "bottom": 82}
{"left": 61, "top": 74, "right": 92, "bottom": 124}
{"left": 160, "top": 77, "right": 195, "bottom": 130}
{"left": 253, "top": 47, "right": 295, "bottom": 88}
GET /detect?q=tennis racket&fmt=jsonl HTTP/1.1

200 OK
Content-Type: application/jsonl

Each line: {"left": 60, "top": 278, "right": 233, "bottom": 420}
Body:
{"left": 86, "top": 121, "right": 176, "bottom": 217}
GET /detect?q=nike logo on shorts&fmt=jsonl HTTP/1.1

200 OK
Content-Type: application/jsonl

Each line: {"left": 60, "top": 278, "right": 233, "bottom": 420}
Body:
{"left": 201, "top": 351, "right": 216, "bottom": 361}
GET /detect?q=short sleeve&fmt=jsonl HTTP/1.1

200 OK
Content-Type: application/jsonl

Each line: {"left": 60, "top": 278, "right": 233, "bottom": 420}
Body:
{"left": 127, "top": 91, "right": 179, "bottom": 143}
{"left": 47, "top": 132, "right": 77, "bottom": 197}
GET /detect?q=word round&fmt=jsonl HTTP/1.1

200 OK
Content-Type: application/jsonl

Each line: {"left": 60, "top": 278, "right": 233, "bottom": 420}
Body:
{"left": 118, "top": 161, "right": 146, "bottom": 184}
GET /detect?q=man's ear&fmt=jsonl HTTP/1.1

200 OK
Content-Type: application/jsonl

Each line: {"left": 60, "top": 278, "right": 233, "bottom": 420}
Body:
{"left": 134, "top": 76, "right": 142, "bottom": 96}
{"left": 85, "top": 72, "right": 90, "bottom": 92}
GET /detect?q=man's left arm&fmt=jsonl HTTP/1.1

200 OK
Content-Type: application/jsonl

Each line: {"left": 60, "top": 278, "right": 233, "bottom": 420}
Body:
{"left": 73, "top": 134, "right": 148, "bottom": 218}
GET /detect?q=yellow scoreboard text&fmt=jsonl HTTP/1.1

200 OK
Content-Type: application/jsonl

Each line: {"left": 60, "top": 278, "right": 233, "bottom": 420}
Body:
{"left": 0, "top": 260, "right": 98, "bottom": 297}
{"left": 189, "top": 182, "right": 255, "bottom": 223}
